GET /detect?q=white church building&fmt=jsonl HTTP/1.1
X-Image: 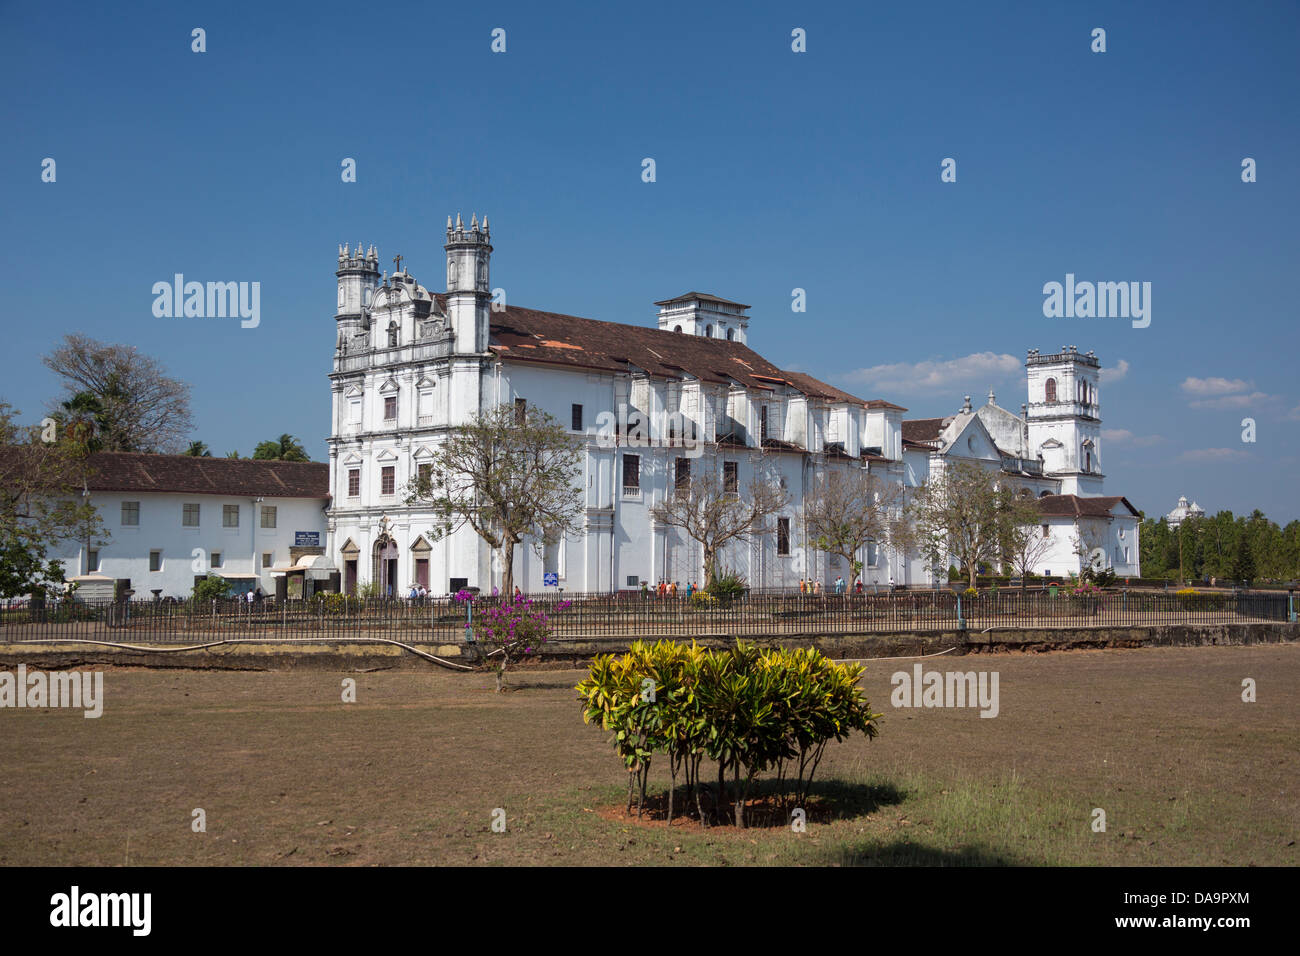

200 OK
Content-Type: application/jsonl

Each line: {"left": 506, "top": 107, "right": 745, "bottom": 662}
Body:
{"left": 324, "top": 216, "right": 1141, "bottom": 596}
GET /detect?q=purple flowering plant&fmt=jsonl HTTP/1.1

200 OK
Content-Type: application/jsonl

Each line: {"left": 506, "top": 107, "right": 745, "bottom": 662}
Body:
{"left": 469, "top": 592, "right": 574, "bottom": 692}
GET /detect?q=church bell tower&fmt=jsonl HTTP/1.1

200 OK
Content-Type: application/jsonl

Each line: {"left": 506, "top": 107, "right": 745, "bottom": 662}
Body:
{"left": 445, "top": 214, "right": 492, "bottom": 354}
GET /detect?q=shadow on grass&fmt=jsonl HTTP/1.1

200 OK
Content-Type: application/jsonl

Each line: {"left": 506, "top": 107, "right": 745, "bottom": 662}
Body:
{"left": 605, "top": 776, "right": 907, "bottom": 830}
{"left": 822, "top": 841, "right": 1023, "bottom": 867}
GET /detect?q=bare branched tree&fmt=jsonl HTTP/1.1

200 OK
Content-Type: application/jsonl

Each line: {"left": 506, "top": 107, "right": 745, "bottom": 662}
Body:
{"left": 907, "top": 459, "right": 1008, "bottom": 590}
{"left": 803, "top": 467, "right": 904, "bottom": 582}
{"left": 42, "top": 334, "right": 193, "bottom": 454}
{"left": 1000, "top": 494, "right": 1055, "bottom": 587}
{"left": 650, "top": 464, "right": 789, "bottom": 589}
{"left": 403, "top": 403, "right": 583, "bottom": 595}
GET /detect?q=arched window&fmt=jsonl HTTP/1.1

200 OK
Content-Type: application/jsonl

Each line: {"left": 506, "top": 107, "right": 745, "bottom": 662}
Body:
{"left": 387, "top": 321, "right": 398, "bottom": 348}
{"left": 673, "top": 325, "right": 682, "bottom": 333}
{"left": 726, "top": 328, "right": 735, "bottom": 341}
{"left": 1083, "top": 445, "right": 1090, "bottom": 472}
{"left": 704, "top": 324, "right": 713, "bottom": 337}
{"left": 1045, "top": 377, "right": 1057, "bottom": 403}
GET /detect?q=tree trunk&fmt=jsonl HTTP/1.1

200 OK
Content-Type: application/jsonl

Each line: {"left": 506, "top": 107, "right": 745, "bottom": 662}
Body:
{"left": 968, "top": 562, "right": 978, "bottom": 591}
{"left": 499, "top": 540, "right": 516, "bottom": 596}
{"left": 703, "top": 547, "right": 717, "bottom": 590}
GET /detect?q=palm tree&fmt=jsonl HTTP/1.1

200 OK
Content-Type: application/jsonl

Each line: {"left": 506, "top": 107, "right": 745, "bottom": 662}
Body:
{"left": 225, "top": 450, "right": 241, "bottom": 459}
{"left": 184, "top": 441, "right": 212, "bottom": 457}
{"left": 252, "top": 433, "right": 310, "bottom": 462}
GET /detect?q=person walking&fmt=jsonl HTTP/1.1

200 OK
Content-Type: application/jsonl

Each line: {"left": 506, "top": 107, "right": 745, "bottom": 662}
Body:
{"left": 813, "top": 580, "right": 822, "bottom": 596}
{"left": 799, "top": 578, "right": 807, "bottom": 594}
{"left": 834, "top": 576, "right": 845, "bottom": 594}
{"left": 670, "top": 581, "right": 678, "bottom": 597}
{"left": 686, "top": 582, "right": 694, "bottom": 598}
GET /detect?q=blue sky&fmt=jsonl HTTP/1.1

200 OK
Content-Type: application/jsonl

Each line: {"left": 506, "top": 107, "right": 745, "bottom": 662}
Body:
{"left": 4, "top": 0, "right": 1297, "bottom": 520}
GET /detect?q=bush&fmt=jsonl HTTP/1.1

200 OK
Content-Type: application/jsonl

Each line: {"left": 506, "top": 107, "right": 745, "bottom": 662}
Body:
{"left": 311, "top": 592, "right": 349, "bottom": 614}
{"left": 575, "top": 640, "right": 881, "bottom": 828}
{"left": 689, "top": 591, "right": 719, "bottom": 609}
{"left": 706, "top": 572, "right": 748, "bottom": 600}
{"left": 191, "top": 576, "right": 229, "bottom": 603}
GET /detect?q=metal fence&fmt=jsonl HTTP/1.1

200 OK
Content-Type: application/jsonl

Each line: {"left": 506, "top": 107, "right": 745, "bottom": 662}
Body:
{"left": 1, "top": 588, "right": 1292, "bottom": 645}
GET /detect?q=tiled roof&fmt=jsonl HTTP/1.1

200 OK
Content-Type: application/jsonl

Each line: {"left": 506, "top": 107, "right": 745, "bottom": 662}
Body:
{"left": 478, "top": 300, "right": 880, "bottom": 406}
{"left": 652, "top": 291, "right": 750, "bottom": 308}
{"left": 902, "top": 417, "right": 951, "bottom": 444}
{"left": 83, "top": 452, "right": 330, "bottom": 499}
{"left": 1036, "top": 494, "right": 1139, "bottom": 518}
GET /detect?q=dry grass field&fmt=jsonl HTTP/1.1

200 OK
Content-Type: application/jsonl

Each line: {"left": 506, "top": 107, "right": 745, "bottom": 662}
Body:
{"left": 0, "top": 643, "right": 1295, "bottom": 866}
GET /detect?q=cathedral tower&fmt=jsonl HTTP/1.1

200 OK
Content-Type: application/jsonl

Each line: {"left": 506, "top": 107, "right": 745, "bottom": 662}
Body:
{"left": 335, "top": 242, "right": 379, "bottom": 344}
{"left": 1025, "top": 346, "right": 1103, "bottom": 495}
{"left": 445, "top": 214, "right": 492, "bottom": 355}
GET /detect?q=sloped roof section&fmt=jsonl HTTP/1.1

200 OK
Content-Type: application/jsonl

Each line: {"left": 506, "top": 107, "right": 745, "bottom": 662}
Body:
{"left": 1036, "top": 494, "right": 1139, "bottom": 519}
{"left": 902, "top": 417, "right": 952, "bottom": 444}
{"left": 480, "top": 300, "right": 880, "bottom": 405}
{"left": 84, "top": 452, "right": 330, "bottom": 499}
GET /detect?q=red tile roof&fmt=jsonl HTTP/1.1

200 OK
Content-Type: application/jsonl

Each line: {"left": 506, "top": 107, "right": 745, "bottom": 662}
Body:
{"left": 1036, "top": 494, "right": 1139, "bottom": 518}
{"left": 83, "top": 452, "right": 330, "bottom": 499}
{"left": 477, "top": 300, "right": 880, "bottom": 407}
{"left": 902, "top": 417, "right": 952, "bottom": 444}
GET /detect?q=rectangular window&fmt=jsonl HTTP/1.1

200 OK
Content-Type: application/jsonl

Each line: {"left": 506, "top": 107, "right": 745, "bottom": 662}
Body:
{"left": 183, "top": 503, "right": 200, "bottom": 527}
{"left": 571, "top": 403, "right": 583, "bottom": 431}
{"left": 623, "top": 454, "right": 640, "bottom": 493}
{"left": 515, "top": 398, "right": 526, "bottom": 425}
{"left": 260, "top": 506, "right": 277, "bottom": 529}
{"left": 348, "top": 468, "right": 360, "bottom": 497}
{"left": 87, "top": 548, "right": 100, "bottom": 572}
{"left": 262, "top": 552, "right": 273, "bottom": 569}
{"left": 723, "top": 461, "right": 738, "bottom": 494}
{"left": 348, "top": 398, "right": 361, "bottom": 423}
{"left": 777, "top": 518, "right": 790, "bottom": 556}
{"left": 760, "top": 405, "right": 769, "bottom": 442}
{"left": 867, "top": 539, "right": 879, "bottom": 567}
{"left": 384, "top": 395, "right": 397, "bottom": 420}
{"left": 121, "top": 501, "right": 140, "bottom": 526}
{"left": 417, "top": 462, "right": 433, "bottom": 488}
{"left": 149, "top": 550, "right": 163, "bottom": 572}
{"left": 1042, "top": 524, "right": 1050, "bottom": 538}
{"left": 626, "top": 575, "right": 639, "bottom": 588}
{"left": 675, "top": 457, "right": 690, "bottom": 491}
{"left": 381, "top": 465, "right": 395, "bottom": 496}
{"left": 211, "top": 552, "right": 223, "bottom": 569}
{"left": 223, "top": 504, "right": 239, "bottom": 528}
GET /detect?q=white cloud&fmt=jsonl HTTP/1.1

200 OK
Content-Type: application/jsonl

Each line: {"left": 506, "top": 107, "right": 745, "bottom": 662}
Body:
{"left": 1102, "top": 428, "right": 1163, "bottom": 446}
{"left": 1101, "top": 359, "right": 1129, "bottom": 383}
{"left": 1188, "top": 391, "right": 1270, "bottom": 410}
{"left": 1180, "top": 376, "right": 1252, "bottom": 397}
{"left": 1178, "top": 448, "right": 1249, "bottom": 462}
{"left": 842, "top": 352, "right": 1021, "bottom": 393}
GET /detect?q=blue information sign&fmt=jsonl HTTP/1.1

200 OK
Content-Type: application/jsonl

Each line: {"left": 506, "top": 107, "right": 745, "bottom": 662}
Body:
{"left": 295, "top": 531, "right": 321, "bottom": 547}
{"left": 543, "top": 572, "right": 559, "bottom": 587}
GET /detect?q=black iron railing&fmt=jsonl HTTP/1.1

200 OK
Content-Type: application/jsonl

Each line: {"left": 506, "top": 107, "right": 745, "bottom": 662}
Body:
{"left": 0, "top": 588, "right": 1291, "bottom": 645}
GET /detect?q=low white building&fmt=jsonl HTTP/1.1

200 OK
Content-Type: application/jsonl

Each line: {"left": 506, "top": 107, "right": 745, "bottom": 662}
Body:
{"left": 47, "top": 453, "right": 330, "bottom": 599}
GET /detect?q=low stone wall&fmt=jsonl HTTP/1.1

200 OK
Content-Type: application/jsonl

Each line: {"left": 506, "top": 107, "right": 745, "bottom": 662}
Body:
{"left": 1, "top": 621, "right": 1294, "bottom": 672}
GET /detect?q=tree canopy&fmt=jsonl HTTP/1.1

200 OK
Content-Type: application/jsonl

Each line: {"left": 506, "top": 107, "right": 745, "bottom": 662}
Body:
{"left": 403, "top": 403, "right": 583, "bottom": 595}
{"left": 42, "top": 334, "right": 193, "bottom": 453}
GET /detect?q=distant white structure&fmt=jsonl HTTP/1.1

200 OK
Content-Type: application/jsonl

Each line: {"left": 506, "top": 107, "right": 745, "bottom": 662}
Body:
{"left": 1166, "top": 495, "right": 1205, "bottom": 528}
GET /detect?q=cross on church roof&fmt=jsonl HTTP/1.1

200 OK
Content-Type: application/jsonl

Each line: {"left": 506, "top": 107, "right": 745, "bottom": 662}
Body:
{"left": 393, "top": 254, "right": 403, "bottom": 274}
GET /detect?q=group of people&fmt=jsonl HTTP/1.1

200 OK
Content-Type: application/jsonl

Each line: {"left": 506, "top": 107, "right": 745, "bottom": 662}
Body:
{"left": 640, "top": 580, "right": 699, "bottom": 598}
{"left": 405, "top": 585, "right": 431, "bottom": 602}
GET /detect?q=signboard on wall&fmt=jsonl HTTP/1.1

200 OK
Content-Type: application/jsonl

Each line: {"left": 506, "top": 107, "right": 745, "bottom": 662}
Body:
{"left": 543, "top": 572, "right": 559, "bottom": 587}
{"left": 295, "top": 532, "right": 321, "bottom": 547}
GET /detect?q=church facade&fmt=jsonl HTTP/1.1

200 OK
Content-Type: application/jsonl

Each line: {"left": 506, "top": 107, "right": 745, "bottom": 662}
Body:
{"left": 325, "top": 216, "right": 1140, "bottom": 596}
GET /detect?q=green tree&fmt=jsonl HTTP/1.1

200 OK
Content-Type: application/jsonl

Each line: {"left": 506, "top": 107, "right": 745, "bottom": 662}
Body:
{"left": 184, "top": 441, "right": 212, "bottom": 457}
{"left": 0, "top": 402, "right": 106, "bottom": 598}
{"left": 252, "top": 434, "right": 310, "bottom": 462}
{"left": 403, "top": 403, "right": 583, "bottom": 596}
